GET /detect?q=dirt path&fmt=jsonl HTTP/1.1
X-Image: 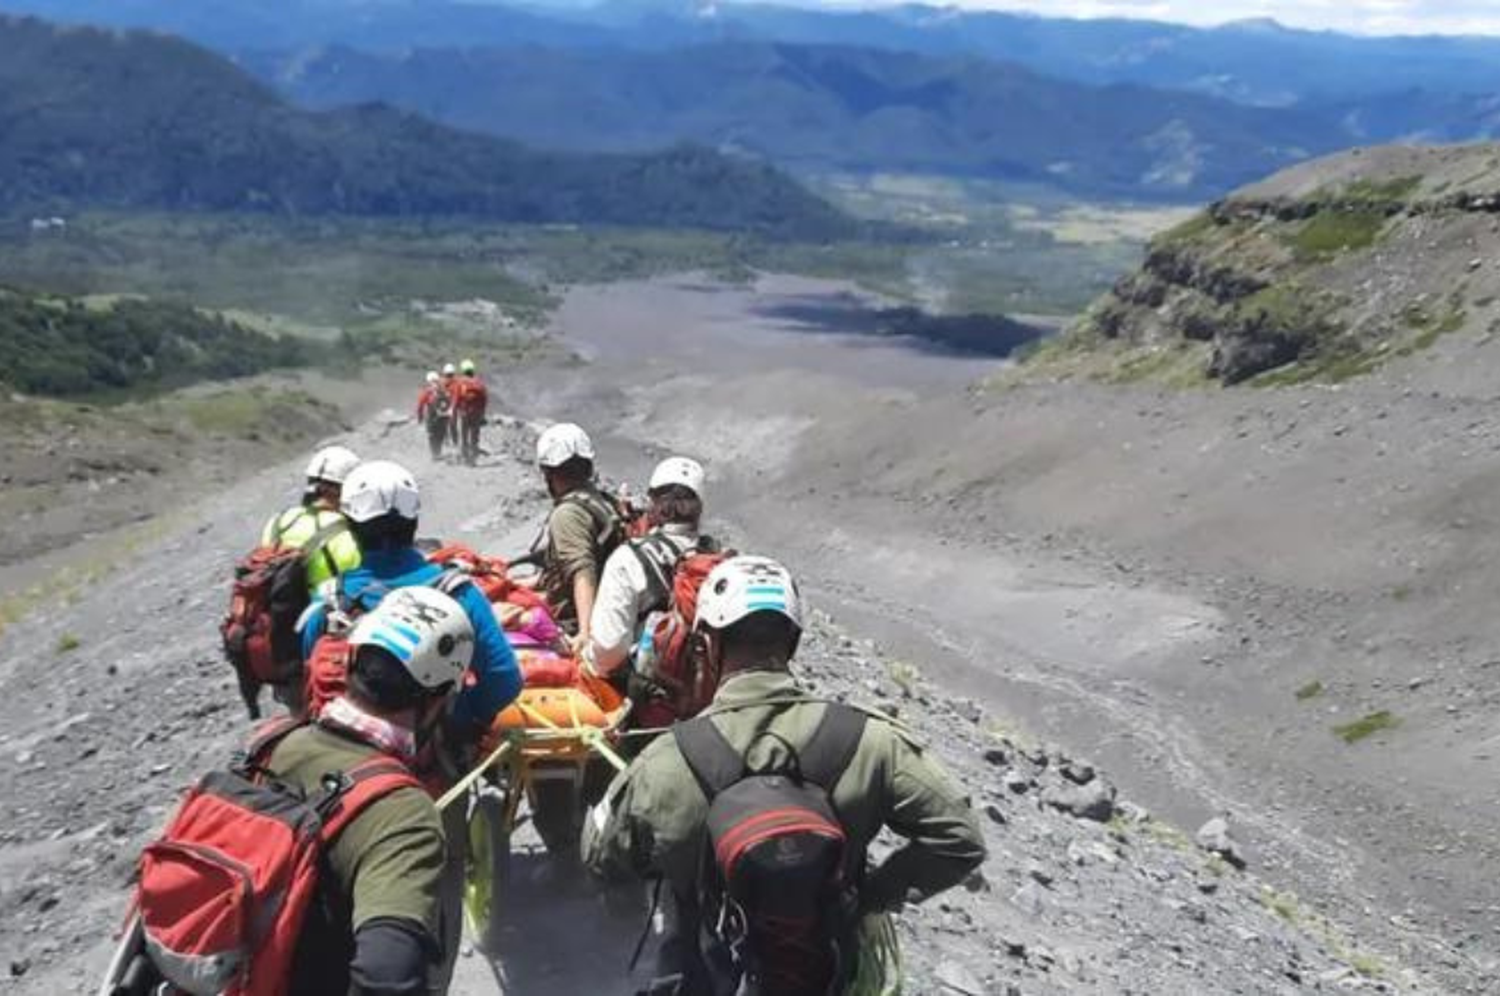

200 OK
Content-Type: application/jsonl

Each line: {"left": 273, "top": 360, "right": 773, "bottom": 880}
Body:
{"left": 0, "top": 274, "right": 1489, "bottom": 993}
{"left": 503, "top": 274, "right": 1498, "bottom": 990}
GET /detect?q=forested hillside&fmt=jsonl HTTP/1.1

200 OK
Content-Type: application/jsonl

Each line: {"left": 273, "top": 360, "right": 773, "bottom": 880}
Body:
{"left": 0, "top": 17, "right": 854, "bottom": 239}
{"left": 251, "top": 42, "right": 1337, "bottom": 200}
{"left": 0, "top": 290, "right": 310, "bottom": 396}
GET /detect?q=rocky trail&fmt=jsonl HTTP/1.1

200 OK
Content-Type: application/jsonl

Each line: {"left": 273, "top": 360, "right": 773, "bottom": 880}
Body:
{"left": 1, "top": 272, "right": 1494, "bottom": 995}
{"left": 0, "top": 383, "right": 1445, "bottom": 996}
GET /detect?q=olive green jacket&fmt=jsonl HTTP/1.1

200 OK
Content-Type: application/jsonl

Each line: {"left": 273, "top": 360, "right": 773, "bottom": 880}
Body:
{"left": 269, "top": 726, "right": 446, "bottom": 942}
{"left": 582, "top": 669, "right": 987, "bottom": 912}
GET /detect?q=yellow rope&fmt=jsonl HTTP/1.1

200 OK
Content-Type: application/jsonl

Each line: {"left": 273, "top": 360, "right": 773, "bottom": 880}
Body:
{"left": 517, "top": 698, "right": 561, "bottom": 731}
{"left": 579, "top": 727, "right": 630, "bottom": 773}
{"left": 436, "top": 740, "right": 513, "bottom": 812}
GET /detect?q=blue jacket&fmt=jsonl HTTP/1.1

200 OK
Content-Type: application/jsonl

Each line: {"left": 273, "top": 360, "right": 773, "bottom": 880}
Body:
{"left": 301, "top": 547, "right": 523, "bottom": 731}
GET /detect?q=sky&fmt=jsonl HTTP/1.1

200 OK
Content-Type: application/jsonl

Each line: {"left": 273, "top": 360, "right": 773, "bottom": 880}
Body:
{"left": 820, "top": 0, "right": 1500, "bottom": 35}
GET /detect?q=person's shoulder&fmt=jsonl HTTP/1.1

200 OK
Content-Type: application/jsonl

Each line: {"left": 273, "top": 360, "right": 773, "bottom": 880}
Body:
{"left": 358, "top": 780, "right": 441, "bottom": 831}
{"left": 600, "top": 541, "right": 639, "bottom": 577}
{"left": 830, "top": 700, "right": 927, "bottom": 752}
{"left": 550, "top": 497, "right": 596, "bottom": 530}
{"left": 631, "top": 726, "right": 695, "bottom": 781}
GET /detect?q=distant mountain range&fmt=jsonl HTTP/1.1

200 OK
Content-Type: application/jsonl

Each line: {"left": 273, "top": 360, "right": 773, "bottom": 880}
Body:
{"left": 244, "top": 42, "right": 1341, "bottom": 201}
{"left": 0, "top": 16, "right": 854, "bottom": 238}
{"left": 7, "top": 0, "right": 1500, "bottom": 106}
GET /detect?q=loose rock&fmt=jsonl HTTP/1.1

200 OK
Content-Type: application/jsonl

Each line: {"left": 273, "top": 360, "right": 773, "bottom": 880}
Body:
{"left": 1196, "top": 816, "right": 1247, "bottom": 870}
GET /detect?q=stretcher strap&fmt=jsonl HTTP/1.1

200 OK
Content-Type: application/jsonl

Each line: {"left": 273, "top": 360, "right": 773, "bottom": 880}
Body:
{"left": 517, "top": 699, "right": 562, "bottom": 731}
{"left": 578, "top": 727, "right": 629, "bottom": 773}
{"left": 436, "top": 740, "right": 513, "bottom": 812}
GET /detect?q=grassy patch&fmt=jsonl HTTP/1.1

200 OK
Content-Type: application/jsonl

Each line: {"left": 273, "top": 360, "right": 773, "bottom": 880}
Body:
{"left": 1258, "top": 887, "right": 1387, "bottom": 978}
{"left": 55, "top": 633, "right": 81, "bottom": 653}
{"left": 1006, "top": 331, "right": 1214, "bottom": 390}
{"left": 1341, "top": 176, "right": 1421, "bottom": 203}
{"left": 1289, "top": 210, "right": 1388, "bottom": 262}
{"left": 1261, "top": 887, "right": 1301, "bottom": 923}
{"left": 1333, "top": 711, "right": 1400, "bottom": 744}
{"left": 1295, "top": 680, "right": 1325, "bottom": 701}
{"left": 0, "top": 519, "right": 170, "bottom": 639}
{"left": 1152, "top": 211, "right": 1217, "bottom": 246}
{"left": 1101, "top": 345, "right": 1205, "bottom": 385}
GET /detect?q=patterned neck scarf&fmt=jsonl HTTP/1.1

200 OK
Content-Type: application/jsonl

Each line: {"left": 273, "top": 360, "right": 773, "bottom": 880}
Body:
{"left": 319, "top": 695, "right": 416, "bottom": 760}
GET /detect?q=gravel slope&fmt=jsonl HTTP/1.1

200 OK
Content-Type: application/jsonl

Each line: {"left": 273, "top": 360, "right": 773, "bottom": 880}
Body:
{"left": 0, "top": 389, "right": 1424, "bottom": 996}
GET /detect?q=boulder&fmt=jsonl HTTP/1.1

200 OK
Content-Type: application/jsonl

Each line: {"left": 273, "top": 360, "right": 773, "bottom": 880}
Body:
{"left": 1042, "top": 779, "right": 1116, "bottom": 823}
{"left": 1196, "top": 816, "right": 1247, "bottom": 869}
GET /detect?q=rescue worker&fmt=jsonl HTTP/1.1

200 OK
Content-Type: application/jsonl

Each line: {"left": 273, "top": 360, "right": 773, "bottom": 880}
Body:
{"left": 268, "top": 586, "right": 469, "bottom": 995}
{"left": 584, "top": 456, "right": 707, "bottom": 680}
{"left": 261, "top": 444, "right": 363, "bottom": 593}
{"left": 531, "top": 423, "right": 625, "bottom": 649}
{"left": 418, "top": 370, "right": 454, "bottom": 461}
{"left": 415, "top": 371, "right": 439, "bottom": 422}
{"left": 299, "top": 459, "right": 523, "bottom": 993}
{"left": 453, "top": 358, "right": 489, "bottom": 466}
{"left": 583, "top": 556, "right": 987, "bottom": 995}
{"left": 441, "top": 363, "right": 460, "bottom": 449}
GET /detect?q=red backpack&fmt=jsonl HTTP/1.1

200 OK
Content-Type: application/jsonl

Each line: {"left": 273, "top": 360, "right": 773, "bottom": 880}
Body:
{"left": 129, "top": 719, "right": 421, "bottom": 996}
{"left": 631, "top": 536, "right": 734, "bottom": 722}
{"left": 220, "top": 520, "right": 349, "bottom": 720}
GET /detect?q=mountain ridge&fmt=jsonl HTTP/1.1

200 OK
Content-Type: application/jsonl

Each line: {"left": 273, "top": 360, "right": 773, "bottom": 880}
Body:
{"left": 8, "top": 0, "right": 1500, "bottom": 105}
{"left": 243, "top": 40, "right": 1341, "bottom": 201}
{"left": 0, "top": 15, "right": 855, "bottom": 239}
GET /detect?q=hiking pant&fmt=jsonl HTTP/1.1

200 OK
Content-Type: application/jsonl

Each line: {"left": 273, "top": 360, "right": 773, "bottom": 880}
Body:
{"left": 426, "top": 417, "right": 450, "bottom": 460}
{"left": 457, "top": 413, "right": 482, "bottom": 465}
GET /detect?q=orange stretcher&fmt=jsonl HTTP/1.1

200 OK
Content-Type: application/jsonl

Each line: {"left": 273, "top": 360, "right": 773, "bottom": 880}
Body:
{"left": 448, "top": 548, "right": 635, "bottom": 953}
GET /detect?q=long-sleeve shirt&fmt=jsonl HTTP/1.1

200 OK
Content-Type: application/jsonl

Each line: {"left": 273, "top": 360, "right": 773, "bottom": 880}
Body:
{"left": 260, "top": 504, "right": 362, "bottom": 592}
{"left": 299, "top": 547, "right": 522, "bottom": 732}
{"left": 454, "top": 376, "right": 489, "bottom": 418}
{"left": 582, "top": 669, "right": 987, "bottom": 911}
{"left": 585, "top": 524, "right": 698, "bottom": 676}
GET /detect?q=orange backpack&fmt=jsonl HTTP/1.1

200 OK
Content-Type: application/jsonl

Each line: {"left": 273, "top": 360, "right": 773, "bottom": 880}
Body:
{"left": 220, "top": 520, "right": 348, "bottom": 720}
{"left": 632, "top": 537, "right": 733, "bottom": 722}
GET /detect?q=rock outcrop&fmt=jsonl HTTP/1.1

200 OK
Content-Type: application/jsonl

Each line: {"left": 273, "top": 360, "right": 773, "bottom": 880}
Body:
{"left": 1052, "top": 144, "right": 1500, "bottom": 385}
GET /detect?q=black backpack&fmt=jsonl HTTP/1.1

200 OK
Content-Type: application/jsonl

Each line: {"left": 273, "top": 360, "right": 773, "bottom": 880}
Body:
{"left": 673, "top": 703, "right": 868, "bottom": 996}
{"left": 559, "top": 486, "right": 628, "bottom": 565}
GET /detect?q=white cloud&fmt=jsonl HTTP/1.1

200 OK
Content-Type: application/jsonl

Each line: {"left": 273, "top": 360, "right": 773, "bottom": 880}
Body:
{"left": 832, "top": 0, "right": 1500, "bottom": 35}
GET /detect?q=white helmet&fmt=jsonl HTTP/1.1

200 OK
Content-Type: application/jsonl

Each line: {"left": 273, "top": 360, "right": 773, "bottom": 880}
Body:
{"left": 305, "top": 445, "right": 361, "bottom": 486}
{"left": 536, "top": 423, "right": 595, "bottom": 469}
{"left": 349, "top": 586, "right": 474, "bottom": 691}
{"left": 695, "top": 555, "right": 802, "bottom": 632}
{"left": 341, "top": 460, "right": 421, "bottom": 523}
{"left": 442, "top": 363, "right": 457, "bottom": 376}
{"left": 425, "top": 371, "right": 440, "bottom": 385}
{"left": 649, "top": 456, "right": 705, "bottom": 498}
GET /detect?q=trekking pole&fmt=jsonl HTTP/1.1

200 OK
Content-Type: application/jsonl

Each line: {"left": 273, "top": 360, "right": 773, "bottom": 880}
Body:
{"left": 436, "top": 740, "right": 514, "bottom": 812}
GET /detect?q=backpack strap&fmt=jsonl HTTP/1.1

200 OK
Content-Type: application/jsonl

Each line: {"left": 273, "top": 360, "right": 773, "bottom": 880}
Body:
{"left": 798, "top": 703, "right": 867, "bottom": 791}
{"left": 431, "top": 567, "right": 470, "bottom": 597}
{"left": 562, "top": 489, "right": 623, "bottom": 548}
{"left": 318, "top": 757, "right": 424, "bottom": 843}
{"left": 628, "top": 533, "right": 682, "bottom": 612}
{"left": 304, "top": 517, "right": 351, "bottom": 584}
{"left": 268, "top": 507, "right": 300, "bottom": 547}
{"left": 237, "top": 716, "right": 308, "bottom": 774}
{"left": 673, "top": 717, "right": 746, "bottom": 802}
